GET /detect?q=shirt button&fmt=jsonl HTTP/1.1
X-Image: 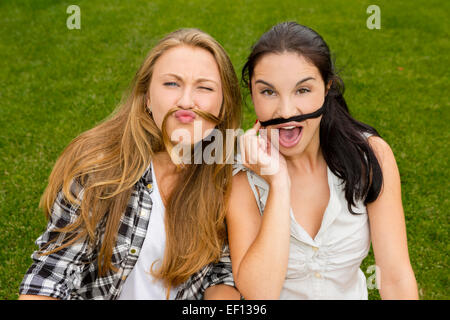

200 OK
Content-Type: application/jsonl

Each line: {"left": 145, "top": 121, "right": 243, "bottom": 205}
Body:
{"left": 314, "top": 272, "right": 322, "bottom": 278}
{"left": 121, "top": 275, "right": 127, "bottom": 281}
{"left": 312, "top": 246, "right": 319, "bottom": 252}
{"left": 139, "top": 209, "right": 147, "bottom": 217}
{"left": 130, "top": 248, "right": 137, "bottom": 255}
{"left": 147, "top": 183, "right": 152, "bottom": 189}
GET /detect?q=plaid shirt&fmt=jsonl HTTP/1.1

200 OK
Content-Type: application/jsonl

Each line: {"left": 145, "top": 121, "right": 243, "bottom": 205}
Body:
{"left": 19, "top": 163, "right": 234, "bottom": 300}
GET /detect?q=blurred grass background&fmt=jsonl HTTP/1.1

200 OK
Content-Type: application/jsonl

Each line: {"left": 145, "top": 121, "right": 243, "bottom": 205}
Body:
{"left": 0, "top": 0, "right": 448, "bottom": 300}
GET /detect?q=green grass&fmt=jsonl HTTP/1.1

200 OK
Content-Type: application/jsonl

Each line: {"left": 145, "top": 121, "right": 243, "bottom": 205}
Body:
{"left": 0, "top": 0, "right": 448, "bottom": 300}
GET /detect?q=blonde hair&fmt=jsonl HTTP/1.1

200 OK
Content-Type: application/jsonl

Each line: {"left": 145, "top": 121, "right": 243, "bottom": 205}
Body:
{"left": 39, "top": 28, "right": 241, "bottom": 291}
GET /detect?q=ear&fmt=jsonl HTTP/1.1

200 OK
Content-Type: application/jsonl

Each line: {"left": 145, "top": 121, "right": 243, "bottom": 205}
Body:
{"left": 145, "top": 91, "right": 151, "bottom": 112}
{"left": 325, "top": 80, "right": 332, "bottom": 95}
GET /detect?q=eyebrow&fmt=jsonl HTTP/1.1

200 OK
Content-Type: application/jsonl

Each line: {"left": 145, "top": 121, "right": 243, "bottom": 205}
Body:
{"left": 254, "top": 76, "right": 316, "bottom": 88}
{"left": 254, "top": 79, "right": 275, "bottom": 88}
{"left": 295, "top": 76, "right": 315, "bottom": 86}
{"left": 163, "top": 73, "right": 219, "bottom": 85}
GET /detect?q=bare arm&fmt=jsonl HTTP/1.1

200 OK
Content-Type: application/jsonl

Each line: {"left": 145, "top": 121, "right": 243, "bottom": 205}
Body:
{"left": 367, "top": 136, "right": 419, "bottom": 299}
{"left": 227, "top": 172, "right": 291, "bottom": 300}
{"left": 203, "top": 285, "right": 241, "bottom": 300}
{"left": 227, "top": 122, "right": 292, "bottom": 299}
{"left": 18, "top": 295, "right": 58, "bottom": 300}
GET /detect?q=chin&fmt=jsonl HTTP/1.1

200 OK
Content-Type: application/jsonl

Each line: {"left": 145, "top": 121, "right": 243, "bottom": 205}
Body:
{"left": 278, "top": 143, "right": 306, "bottom": 158}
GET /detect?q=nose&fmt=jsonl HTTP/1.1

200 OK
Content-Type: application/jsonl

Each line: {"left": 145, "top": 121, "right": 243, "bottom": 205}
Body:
{"left": 176, "top": 86, "right": 195, "bottom": 110}
{"left": 278, "top": 96, "right": 297, "bottom": 119}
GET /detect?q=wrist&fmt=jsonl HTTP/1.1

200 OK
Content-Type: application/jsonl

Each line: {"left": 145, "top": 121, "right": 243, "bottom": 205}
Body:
{"left": 268, "top": 174, "right": 291, "bottom": 190}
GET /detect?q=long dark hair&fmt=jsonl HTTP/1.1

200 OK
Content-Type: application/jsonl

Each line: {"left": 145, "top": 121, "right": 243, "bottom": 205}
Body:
{"left": 242, "top": 21, "right": 383, "bottom": 214}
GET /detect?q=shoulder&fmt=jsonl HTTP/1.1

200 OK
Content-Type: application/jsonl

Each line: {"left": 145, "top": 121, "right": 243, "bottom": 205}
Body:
{"left": 366, "top": 135, "right": 401, "bottom": 201}
{"left": 367, "top": 135, "right": 396, "bottom": 168}
{"left": 367, "top": 135, "right": 391, "bottom": 154}
{"left": 230, "top": 171, "right": 253, "bottom": 203}
{"left": 228, "top": 169, "right": 263, "bottom": 215}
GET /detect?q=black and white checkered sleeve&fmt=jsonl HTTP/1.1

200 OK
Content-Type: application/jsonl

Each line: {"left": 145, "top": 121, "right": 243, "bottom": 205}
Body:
{"left": 204, "top": 244, "right": 235, "bottom": 289}
{"left": 19, "top": 180, "right": 91, "bottom": 299}
{"left": 175, "top": 244, "right": 236, "bottom": 300}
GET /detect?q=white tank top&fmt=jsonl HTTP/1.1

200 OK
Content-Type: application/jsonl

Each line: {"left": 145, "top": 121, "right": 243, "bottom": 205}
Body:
{"left": 118, "top": 162, "right": 179, "bottom": 300}
{"left": 233, "top": 156, "right": 371, "bottom": 300}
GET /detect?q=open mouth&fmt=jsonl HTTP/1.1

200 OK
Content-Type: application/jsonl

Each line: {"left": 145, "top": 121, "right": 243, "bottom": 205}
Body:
{"left": 276, "top": 123, "right": 303, "bottom": 148}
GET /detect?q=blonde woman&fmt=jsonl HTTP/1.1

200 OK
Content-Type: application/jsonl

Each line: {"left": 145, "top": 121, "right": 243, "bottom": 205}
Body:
{"left": 19, "top": 28, "right": 242, "bottom": 300}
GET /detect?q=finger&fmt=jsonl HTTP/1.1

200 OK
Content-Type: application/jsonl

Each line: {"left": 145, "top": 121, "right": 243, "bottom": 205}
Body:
{"left": 243, "top": 134, "right": 251, "bottom": 166}
{"left": 267, "top": 138, "right": 271, "bottom": 156}
{"left": 258, "top": 128, "right": 268, "bottom": 152}
{"left": 268, "top": 128, "right": 280, "bottom": 153}
{"left": 249, "top": 136, "right": 258, "bottom": 165}
{"left": 239, "top": 135, "right": 247, "bottom": 165}
{"left": 258, "top": 139, "right": 271, "bottom": 167}
{"left": 245, "top": 127, "right": 257, "bottom": 137}
{"left": 253, "top": 120, "right": 262, "bottom": 134}
{"left": 258, "top": 136, "right": 266, "bottom": 154}
{"left": 244, "top": 120, "right": 262, "bottom": 138}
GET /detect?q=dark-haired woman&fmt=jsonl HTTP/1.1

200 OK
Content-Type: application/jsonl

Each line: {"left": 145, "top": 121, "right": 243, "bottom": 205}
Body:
{"left": 227, "top": 22, "right": 418, "bottom": 299}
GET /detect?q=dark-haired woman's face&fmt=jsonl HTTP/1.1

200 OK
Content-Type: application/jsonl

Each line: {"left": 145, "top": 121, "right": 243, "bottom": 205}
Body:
{"left": 251, "top": 52, "right": 329, "bottom": 157}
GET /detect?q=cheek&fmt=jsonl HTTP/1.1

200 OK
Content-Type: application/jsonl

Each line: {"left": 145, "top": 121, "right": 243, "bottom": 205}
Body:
{"left": 299, "top": 91, "right": 326, "bottom": 113}
{"left": 148, "top": 89, "right": 176, "bottom": 130}
{"left": 149, "top": 102, "right": 167, "bottom": 131}
{"left": 302, "top": 117, "right": 322, "bottom": 138}
{"left": 252, "top": 95, "right": 275, "bottom": 120}
{"left": 196, "top": 91, "right": 222, "bottom": 117}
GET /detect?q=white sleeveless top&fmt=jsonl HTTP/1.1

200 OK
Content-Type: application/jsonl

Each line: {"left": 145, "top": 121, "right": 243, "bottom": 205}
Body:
{"left": 233, "top": 156, "right": 371, "bottom": 300}
{"left": 118, "top": 162, "right": 179, "bottom": 300}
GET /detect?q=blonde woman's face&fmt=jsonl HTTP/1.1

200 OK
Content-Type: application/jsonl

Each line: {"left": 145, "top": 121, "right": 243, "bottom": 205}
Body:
{"left": 148, "top": 45, "right": 223, "bottom": 144}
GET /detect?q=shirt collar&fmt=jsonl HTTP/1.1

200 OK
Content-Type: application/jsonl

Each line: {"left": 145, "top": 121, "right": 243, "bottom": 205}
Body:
{"left": 140, "top": 162, "right": 153, "bottom": 187}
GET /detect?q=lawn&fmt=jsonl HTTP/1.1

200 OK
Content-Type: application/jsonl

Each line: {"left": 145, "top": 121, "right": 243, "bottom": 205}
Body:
{"left": 0, "top": 0, "right": 448, "bottom": 300}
